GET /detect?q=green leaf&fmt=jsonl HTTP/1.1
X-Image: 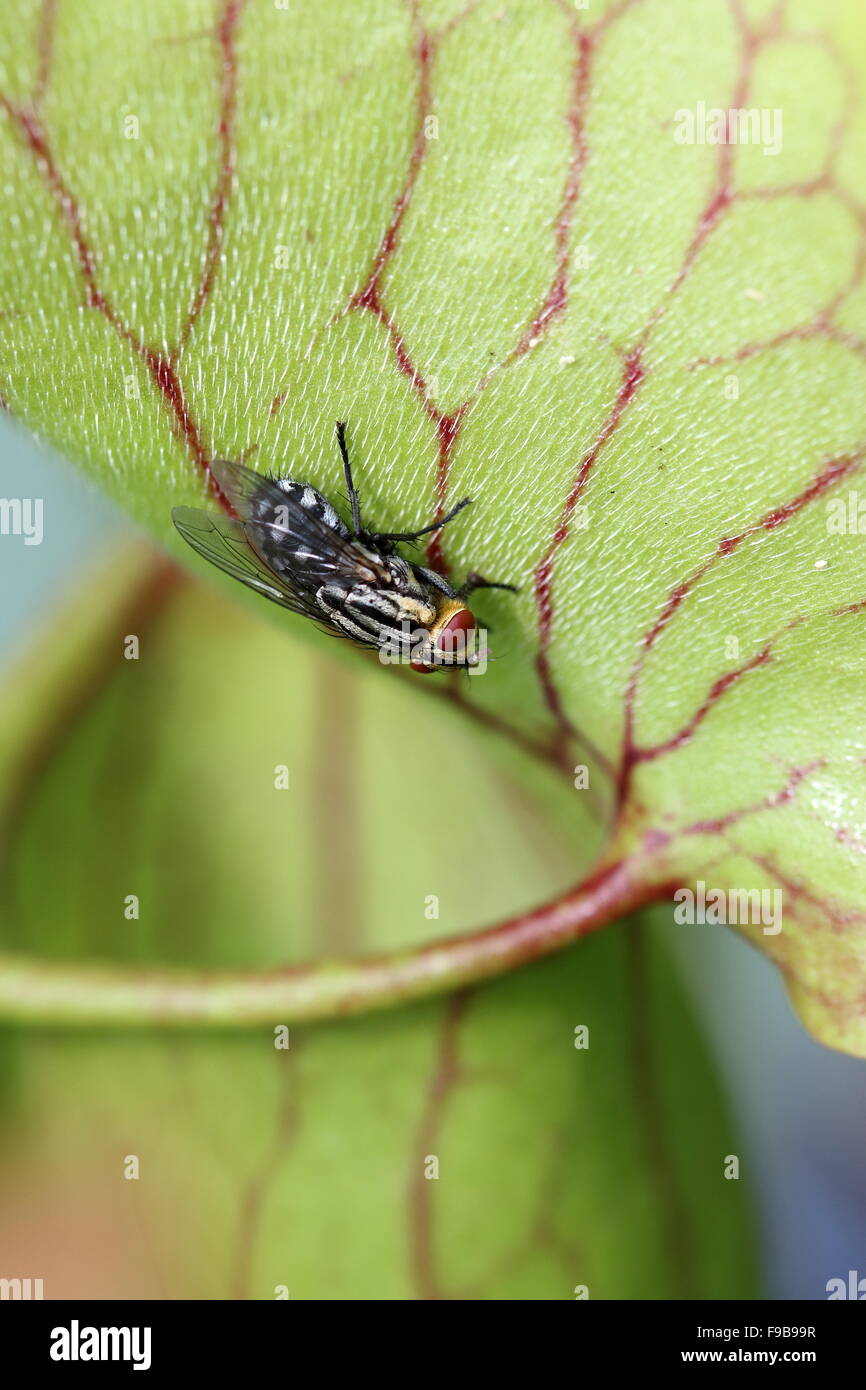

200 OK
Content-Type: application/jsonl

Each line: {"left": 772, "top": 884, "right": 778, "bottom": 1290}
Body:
{"left": 2, "top": 0, "right": 866, "bottom": 1050}
{"left": 0, "top": 943, "right": 756, "bottom": 1299}
{"left": 0, "top": 551, "right": 754, "bottom": 1298}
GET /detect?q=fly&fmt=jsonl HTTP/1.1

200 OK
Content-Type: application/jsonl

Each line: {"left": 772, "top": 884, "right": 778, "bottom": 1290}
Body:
{"left": 171, "top": 421, "right": 517, "bottom": 672}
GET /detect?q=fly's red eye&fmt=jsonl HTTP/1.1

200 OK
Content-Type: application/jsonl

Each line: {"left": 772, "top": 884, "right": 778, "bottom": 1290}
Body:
{"left": 409, "top": 609, "right": 478, "bottom": 673}
{"left": 437, "top": 608, "right": 476, "bottom": 655}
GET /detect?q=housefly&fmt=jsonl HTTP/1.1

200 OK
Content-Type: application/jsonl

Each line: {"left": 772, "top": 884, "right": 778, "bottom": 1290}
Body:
{"left": 172, "top": 422, "right": 516, "bottom": 672}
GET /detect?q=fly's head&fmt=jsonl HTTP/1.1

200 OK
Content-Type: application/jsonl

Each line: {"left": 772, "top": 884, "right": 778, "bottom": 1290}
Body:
{"left": 370, "top": 560, "right": 486, "bottom": 672}
{"left": 406, "top": 597, "right": 485, "bottom": 674}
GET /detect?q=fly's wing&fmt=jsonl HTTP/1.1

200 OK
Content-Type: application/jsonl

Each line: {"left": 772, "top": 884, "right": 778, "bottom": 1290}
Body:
{"left": 172, "top": 507, "right": 324, "bottom": 621}
{"left": 209, "top": 458, "right": 290, "bottom": 518}
{"left": 210, "top": 458, "right": 386, "bottom": 593}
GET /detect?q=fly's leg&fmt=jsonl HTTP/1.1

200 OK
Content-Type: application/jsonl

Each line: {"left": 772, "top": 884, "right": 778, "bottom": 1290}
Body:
{"left": 335, "top": 421, "right": 363, "bottom": 536}
{"left": 458, "top": 572, "right": 519, "bottom": 598}
{"left": 408, "top": 563, "right": 458, "bottom": 599}
{"left": 373, "top": 496, "right": 473, "bottom": 545}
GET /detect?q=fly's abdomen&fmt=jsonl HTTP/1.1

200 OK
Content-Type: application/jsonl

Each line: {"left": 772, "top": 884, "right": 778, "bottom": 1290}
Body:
{"left": 254, "top": 479, "right": 347, "bottom": 536}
